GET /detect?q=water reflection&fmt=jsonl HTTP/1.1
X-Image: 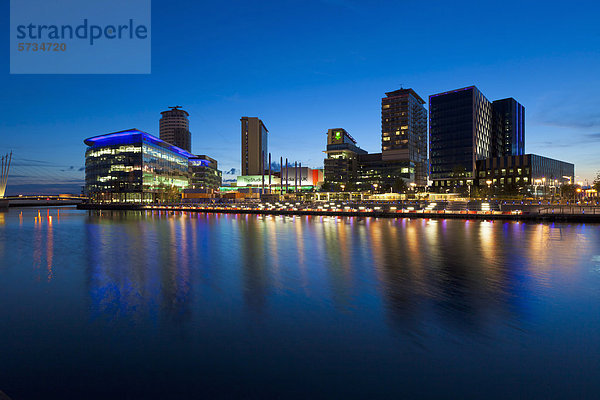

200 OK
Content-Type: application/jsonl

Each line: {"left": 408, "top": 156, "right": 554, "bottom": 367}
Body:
{"left": 81, "top": 211, "right": 597, "bottom": 337}
{"left": 85, "top": 211, "right": 192, "bottom": 322}
{"left": 238, "top": 215, "right": 269, "bottom": 313}
{"left": 3, "top": 208, "right": 600, "bottom": 398}
{"left": 31, "top": 211, "right": 56, "bottom": 282}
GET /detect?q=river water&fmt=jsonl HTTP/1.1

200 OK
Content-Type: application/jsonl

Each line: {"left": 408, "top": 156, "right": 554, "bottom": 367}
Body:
{"left": 1, "top": 207, "right": 599, "bottom": 399}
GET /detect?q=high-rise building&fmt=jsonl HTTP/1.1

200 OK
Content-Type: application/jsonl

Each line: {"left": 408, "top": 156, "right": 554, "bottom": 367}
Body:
{"left": 323, "top": 128, "right": 367, "bottom": 186}
{"left": 159, "top": 106, "right": 191, "bottom": 152}
{"left": 429, "top": 86, "right": 494, "bottom": 191}
{"left": 492, "top": 98, "right": 525, "bottom": 157}
{"left": 381, "top": 88, "right": 428, "bottom": 186}
{"left": 241, "top": 117, "right": 268, "bottom": 176}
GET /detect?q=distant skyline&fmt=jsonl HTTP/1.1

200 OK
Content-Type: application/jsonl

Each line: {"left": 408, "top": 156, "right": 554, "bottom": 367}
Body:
{"left": 1, "top": 0, "right": 599, "bottom": 194}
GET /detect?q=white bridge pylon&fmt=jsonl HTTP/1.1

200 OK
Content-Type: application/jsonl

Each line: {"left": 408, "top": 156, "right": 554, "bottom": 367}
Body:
{"left": 0, "top": 151, "right": 12, "bottom": 198}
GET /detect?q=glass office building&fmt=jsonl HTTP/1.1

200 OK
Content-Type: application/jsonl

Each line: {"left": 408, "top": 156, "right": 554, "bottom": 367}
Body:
{"left": 84, "top": 129, "right": 192, "bottom": 203}
{"left": 476, "top": 154, "right": 574, "bottom": 194}
{"left": 492, "top": 98, "right": 525, "bottom": 157}
{"left": 429, "top": 86, "right": 494, "bottom": 191}
{"left": 356, "top": 153, "right": 414, "bottom": 191}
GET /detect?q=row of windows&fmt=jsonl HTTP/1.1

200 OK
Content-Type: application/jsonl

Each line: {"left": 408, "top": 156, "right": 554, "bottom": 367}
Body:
{"left": 478, "top": 167, "right": 530, "bottom": 177}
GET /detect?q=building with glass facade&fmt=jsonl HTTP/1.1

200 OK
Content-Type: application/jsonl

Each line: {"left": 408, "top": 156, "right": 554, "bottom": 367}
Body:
{"left": 381, "top": 88, "right": 428, "bottom": 186}
{"left": 492, "top": 98, "right": 525, "bottom": 157}
{"left": 323, "top": 128, "right": 367, "bottom": 186}
{"left": 357, "top": 153, "right": 414, "bottom": 191}
{"left": 84, "top": 129, "right": 193, "bottom": 203}
{"left": 429, "top": 87, "right": 529, "bottom": 193}
{"left": 475, "top": 154, "right": 574, "bottom": 194}
{"left": 188, "top": 155, "right": 222, "bottom": 191}
{"left": 429, "top": 86, "right": 495, "bottom": 191}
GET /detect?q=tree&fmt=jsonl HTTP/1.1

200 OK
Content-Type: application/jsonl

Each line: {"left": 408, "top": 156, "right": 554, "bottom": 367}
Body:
{"left": 450, "top": 164, "right": 467, "bottom": 194}
{"left": 381, "top": 183, "right": 392, "bottom": 193}
{"left": 344, "top": 182, "right": 357, "bottom": 192}
{"left": 157, "top": 182, "right": 167, "bottom": 203}
{"left": 471, "top": 186, "right": 485, "bottom": 199}
{"left": 594, "top": 171, "right": 600, "bottom": 192}
{"left": 166, "top": 185, "right": 181, "bottom": 203}
{"left": 499, "top": 183, "right": 520, "bottom": 197}
{"left": 456, "top": 184, "right": 470, "bottom": 197}
{"left": 157, "top": 182, "right": 181, "bottom": 203}
{"left": 560, "top": 184, "right": 578, "bottom": 200}
{"left": 320, "top": 181, "right": 339, "bottom": 192}
{"left": 393, "top": 177, "right": 407, "bottom": 194}
{"left": 320, "top": 181, "right": 331, "bottom": 192}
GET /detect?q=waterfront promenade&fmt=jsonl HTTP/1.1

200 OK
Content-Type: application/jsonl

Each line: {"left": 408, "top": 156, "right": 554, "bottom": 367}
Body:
{"left": 78, "top": 200, "right": 600, "bottom": 222}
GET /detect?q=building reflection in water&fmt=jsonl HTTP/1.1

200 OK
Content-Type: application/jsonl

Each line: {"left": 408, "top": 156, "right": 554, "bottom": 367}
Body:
{"left": 82, "top": 210, "right": 590, "bottom": 337}
{"left": 46, "top": 216, "right": 53, "bottom": 281}
{"left": 85, "top": 211, "right": 193, "bottom": 323}
{"left": 238, "top": 214, "right": 269, "bottom": 314}
{"left": 31, "top": 211, "right": 55, "bottom": 282}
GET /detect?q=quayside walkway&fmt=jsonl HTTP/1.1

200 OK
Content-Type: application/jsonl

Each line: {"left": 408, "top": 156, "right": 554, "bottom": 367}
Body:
{"left": 78, "top": 201, "right": 600, "bottom": 223}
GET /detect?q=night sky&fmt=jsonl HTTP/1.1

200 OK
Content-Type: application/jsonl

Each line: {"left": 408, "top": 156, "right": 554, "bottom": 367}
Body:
{"left": 1, "top": 0, "right": 599, "bottom": 194}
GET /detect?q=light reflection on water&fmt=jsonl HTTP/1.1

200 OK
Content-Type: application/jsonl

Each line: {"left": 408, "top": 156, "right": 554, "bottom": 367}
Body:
{"left": 0, "top": 207, "right": 599, "bottom": 399}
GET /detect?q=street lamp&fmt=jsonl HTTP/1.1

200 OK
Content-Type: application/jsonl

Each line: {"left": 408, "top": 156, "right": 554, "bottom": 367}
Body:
{"left": 542, "top": 177, "right": 546, "bottom": 198}
{"left": 486, "top": 180, "right": 492, "bottom": 200}
{"left": 534, "top": 179, "right": 542, "bottom": 197}
{"left": 373, "top": 183, "right": 379, "bottom": 193}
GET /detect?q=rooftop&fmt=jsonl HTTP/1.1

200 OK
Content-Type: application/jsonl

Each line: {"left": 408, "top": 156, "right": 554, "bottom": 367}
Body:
{"left": 84, "top": 128, "right": 196, "bottom": 159}
{"left": 384, "top": 88, "right": 426, "bottom": 105}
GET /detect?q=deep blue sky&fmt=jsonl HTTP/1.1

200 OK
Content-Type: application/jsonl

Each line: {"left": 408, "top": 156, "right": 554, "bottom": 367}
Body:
{"left": 1, "top": 0, "right": 599, "bottom": 194}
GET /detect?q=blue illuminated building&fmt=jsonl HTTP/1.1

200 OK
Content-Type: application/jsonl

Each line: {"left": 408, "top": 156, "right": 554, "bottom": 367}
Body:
{"left": 84, "top": 129, "right": 192, "bottom": 203}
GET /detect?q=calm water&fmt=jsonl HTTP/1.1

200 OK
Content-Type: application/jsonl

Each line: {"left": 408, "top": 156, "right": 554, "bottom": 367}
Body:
{"left": 1, "top": 207, "right": 600, "bottom": 399}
